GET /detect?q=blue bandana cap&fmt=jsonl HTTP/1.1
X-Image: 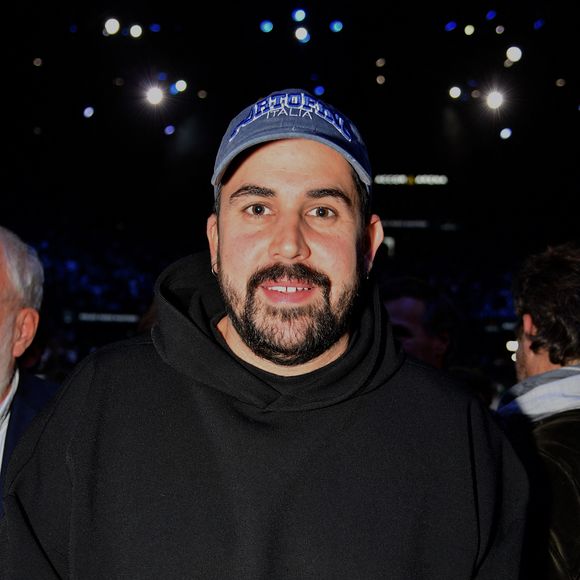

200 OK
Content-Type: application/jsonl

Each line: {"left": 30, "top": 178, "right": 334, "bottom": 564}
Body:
{"left": 211, "top": 89, "right": 372, "bottom": 198}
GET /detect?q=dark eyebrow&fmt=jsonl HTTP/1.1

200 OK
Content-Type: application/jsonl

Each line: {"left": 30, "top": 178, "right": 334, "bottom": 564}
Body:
{"left": 228, "top": 185, "right": 275, "bottom": 204}
{"left": 306, "top": 188, "right": 353, "bottom": 207}
{"left": 228, "top": 185, "right": 352, "bottom": 207}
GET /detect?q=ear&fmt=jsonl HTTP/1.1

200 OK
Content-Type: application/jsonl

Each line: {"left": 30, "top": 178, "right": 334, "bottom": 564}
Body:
{"left": 207, "top": 213, "right": 219, "bottom": 268}
{"left": 522, "top": 313, "right": 536, "bottom": 337}
{"left": 12, "top": 307, "right": 40, "bottom": 358}
{"left": 364, "top": 214, "right": 384, "bottom": 273}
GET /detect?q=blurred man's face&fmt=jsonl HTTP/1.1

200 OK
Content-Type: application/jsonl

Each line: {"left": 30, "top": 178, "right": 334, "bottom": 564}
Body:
{"left": 384, "top": 296, "right": 448, "bottom": 369}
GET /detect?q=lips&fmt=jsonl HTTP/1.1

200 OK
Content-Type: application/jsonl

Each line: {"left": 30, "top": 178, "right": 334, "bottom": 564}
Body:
{"left": 247, "top": 264, "right": 330, "bottom": 306}
{"left": 260, "top": 279, "right": 316, "bottom": 303}
{"left": 264, "top": 281, "right": 313, "bottom": 293}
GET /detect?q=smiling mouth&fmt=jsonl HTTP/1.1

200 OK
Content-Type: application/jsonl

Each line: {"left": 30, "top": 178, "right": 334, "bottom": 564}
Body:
{"left": 260, "top": 279, "right": 317, "bottom": 300}
{"left": 264, "top": 284, "right": 313, "bottom": 293}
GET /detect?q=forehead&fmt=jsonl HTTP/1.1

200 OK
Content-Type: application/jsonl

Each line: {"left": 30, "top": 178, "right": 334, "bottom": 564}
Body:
{"left": 221, "top": 138, "right": 358, "bottom": 199}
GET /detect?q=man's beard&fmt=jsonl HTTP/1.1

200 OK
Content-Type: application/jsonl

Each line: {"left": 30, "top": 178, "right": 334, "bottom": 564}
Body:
{"left": 217, "top": 259, "right": 364, "bottom": 366}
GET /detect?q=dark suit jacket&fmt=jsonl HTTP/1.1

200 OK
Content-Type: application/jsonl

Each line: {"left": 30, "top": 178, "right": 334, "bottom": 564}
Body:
{"left": 0, "top": 371, "right": 60, "bottom": 518}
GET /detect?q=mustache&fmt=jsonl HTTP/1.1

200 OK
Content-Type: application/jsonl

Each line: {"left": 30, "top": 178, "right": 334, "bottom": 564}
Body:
{"left": 247, "top": 263, "right": 331, "bottom": 292}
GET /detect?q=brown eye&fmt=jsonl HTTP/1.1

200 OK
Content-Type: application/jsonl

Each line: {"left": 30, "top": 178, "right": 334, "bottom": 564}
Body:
{"left": 308, "top": 207, "right": 335, "bottom": 218}
{"left": 244, "top": 204, "right": 269, "bottom": 216}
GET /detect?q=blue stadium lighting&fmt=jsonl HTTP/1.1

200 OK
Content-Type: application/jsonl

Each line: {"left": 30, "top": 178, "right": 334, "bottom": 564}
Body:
{"left": 485, "top": 10, "right": 497, "bottom": 21}
{"left": 329, "top": 20, "right": 343, "bottom": 33}
{"left": 533, "top": 18, "right": 545, "bottom": 30}
{"left": 164, "top": 125, "right": 175, "bottom": 136}
{"left": 313, "top": 85, "right": 325, "bottom": 96}
{"left": 69, "top": 24, "right": 78, "bottom": 33}
{"left": 83, "top": 106, "right": 95, "bottom": 119}
{"left": 444, "top": 21, "right": 457, "bottom": 32}
{"left": 65, "top": 260, "right": 79, "bottom": 273}
{"left": 169, "top": 83, "right": 179, "bottom": 95}
{"left": 149, "top": 23, "right": 161, "bottom": 32}
{"left": 158, "top": 72, "right": 168, "bottom": 81}
{"left": 260, "top": 20, "right": 274, "bottom": 33}
{"left": 292, "top": 9, "right": 306, "bottom": 22}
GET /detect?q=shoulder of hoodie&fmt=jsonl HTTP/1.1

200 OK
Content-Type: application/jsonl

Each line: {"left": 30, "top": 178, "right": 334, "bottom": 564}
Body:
{"left": 5, "top": 331, "right": 174, "bottom": 486}
{"left": 53, "top": 329, "right": 177, "bottom": 406}
{"left": 394, "top": 358, "right": 515, "bottom": 467}
{"left": 385, "top": 354, "right": 501, "bottom": 430}
{"left": 393, "top": 355, "right": 480, "bottom": 405}
{"left": 82, "top": 329, "right": 160, "bottom": 373}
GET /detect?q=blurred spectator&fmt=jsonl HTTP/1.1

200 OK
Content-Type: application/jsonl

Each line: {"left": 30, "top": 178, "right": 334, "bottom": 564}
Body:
{"left": 378, "top": 274, "right": 460, "bottom": 370}
{"left": 378, "top": 273, "right": 500, "bottom": 404}
{"left": 0, "top": 226, "right": 60, "bottom": 517}
{"left": 498, "top": 242, "right": 580, "bottom": 579}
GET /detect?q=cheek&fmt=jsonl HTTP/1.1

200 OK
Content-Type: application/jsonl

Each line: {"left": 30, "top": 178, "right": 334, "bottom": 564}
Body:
{"left": 218, "top": 231, "right": 264, "bottom": 277}
{"left": 0, "top": 323, "right": 14, "bottom": 375}
{"left": 320, "top": 238, "right": 359, "bottom": 277}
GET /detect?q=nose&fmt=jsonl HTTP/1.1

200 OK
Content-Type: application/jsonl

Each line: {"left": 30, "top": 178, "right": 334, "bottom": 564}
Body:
{"left": 268, "top": 213, "right": 311, "bottom": 262}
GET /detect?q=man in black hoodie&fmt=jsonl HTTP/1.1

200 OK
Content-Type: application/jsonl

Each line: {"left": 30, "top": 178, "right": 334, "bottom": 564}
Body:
{"left": 2, "top": 89, "right": 529, "bottom": 579}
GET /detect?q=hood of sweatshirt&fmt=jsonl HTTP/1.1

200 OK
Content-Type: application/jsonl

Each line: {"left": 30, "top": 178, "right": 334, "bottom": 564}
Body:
{"left": 152, "top": 250, "right": 404, "bottom": 412}
{"left": 497, "top": 365, "right": 580, "bottom": 422}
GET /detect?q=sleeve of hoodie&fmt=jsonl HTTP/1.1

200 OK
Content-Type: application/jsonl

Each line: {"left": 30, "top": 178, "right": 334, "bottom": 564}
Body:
{"left": 1, "top": 356, "right": 97, "bottom": 580}
{"left": 470, "top": 401, "right": 530, "bottom": 580}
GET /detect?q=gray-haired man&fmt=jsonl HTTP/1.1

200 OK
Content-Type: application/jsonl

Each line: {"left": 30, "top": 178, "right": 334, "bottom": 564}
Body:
{"left": 0, "top": 226, "right": 60, "bottom": 519}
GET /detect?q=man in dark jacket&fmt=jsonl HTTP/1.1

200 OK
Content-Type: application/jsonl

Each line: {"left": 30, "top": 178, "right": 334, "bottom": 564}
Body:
{"left": 2, "top": 89, "right": 529, "bottom": 579}
{"left": 498, "top": 242, "right": 580, "bottom": 579}
{"left": 0, "top": 226, "right": 60, "bottom": 519}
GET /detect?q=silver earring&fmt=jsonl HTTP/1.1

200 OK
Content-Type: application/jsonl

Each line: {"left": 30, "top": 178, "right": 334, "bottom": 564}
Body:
{"left": 211, "top": 263, "right": 218, "bottom": 277}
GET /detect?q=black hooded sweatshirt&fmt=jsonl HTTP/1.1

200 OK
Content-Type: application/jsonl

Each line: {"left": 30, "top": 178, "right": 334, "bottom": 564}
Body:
{"left": 1, "top": 251, "right": 528, "bottom": 579}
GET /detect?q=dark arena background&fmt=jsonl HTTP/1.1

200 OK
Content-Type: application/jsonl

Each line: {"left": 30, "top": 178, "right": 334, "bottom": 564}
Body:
{"left": 2, "top": 0, "right": 578, "bottom": 391}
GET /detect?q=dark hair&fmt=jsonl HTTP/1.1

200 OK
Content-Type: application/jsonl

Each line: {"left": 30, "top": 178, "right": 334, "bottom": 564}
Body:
{"left": 379, "top": 275, "right": 460, "bottom": 340}
{"left": 513, "top": 242, "right": 580, "bottom": 365}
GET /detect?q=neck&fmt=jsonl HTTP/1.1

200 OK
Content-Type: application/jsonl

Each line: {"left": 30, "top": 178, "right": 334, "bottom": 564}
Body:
{"left": 216, "top": 316, "right": 349, "bottom": 376}
{"left": 521, "top": 350, "right": 564, "bottom": 381}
